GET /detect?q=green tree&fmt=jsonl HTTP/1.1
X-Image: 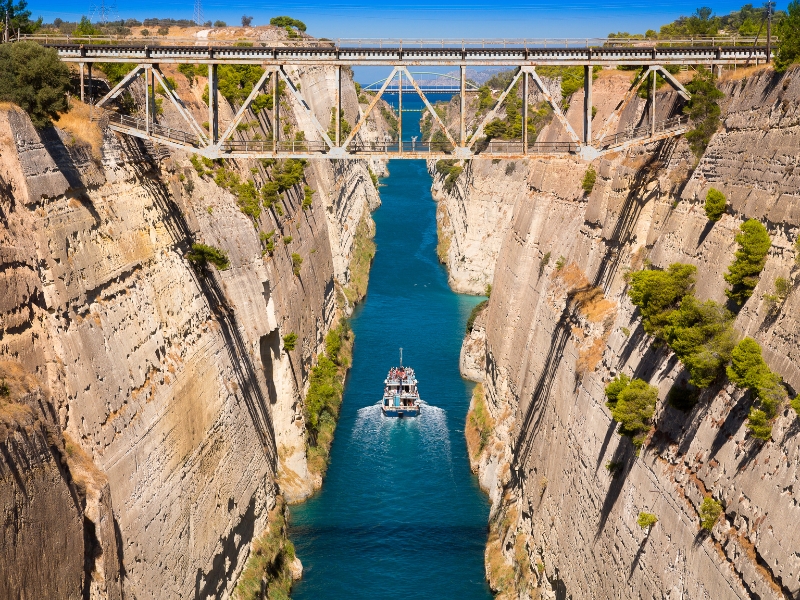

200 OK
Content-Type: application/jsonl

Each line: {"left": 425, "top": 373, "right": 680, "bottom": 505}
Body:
{"left": 610, "top": 378, "right": 659, "bottom": 451}
{"left": 186, "top": 243, "right": 230, "bottom": 270}
{"left": 724, "top": 219, "right": 771, "bottom": 306}
{"left": 628, "top": 263, "right": 697, "bottom": 338}
{"left": 604, "top": 373, "right": 631, "bottom": 409}
{"left": 270, "top": 15, "right": 306, "bottom": 31}
{"left": 0, "top": 42, "right": 70, "bottom": 127}
{"left": 746, "top": 407, "right": 772, "bottom": 440}
{"left": 73, "top": 15, "right": 101, "bottom": 36}
{"left": 775, "top": 1, "right": 800, "bottom": 72}
{"left": 663, "top": 296, "right": 736, "bottom": 387}
{"left": 699, "top": 497, "right": 723, "bottom": 531}
{"left": 704, "top": 188, "right": 727, "bottom": 221}
{"left": 727, "top": 337, "right": 768, "bottom": 389}
{"left": 282, "top": 332, "right": 297, "bottom": 351}
{"left": 683, "top": 69, "right": 724, "bottom": 158}
{"left": 0, "top": 0, "right": 41, "bottom": 35}
{"left": 582, "top": 166, "right": 597, "bottom": 194}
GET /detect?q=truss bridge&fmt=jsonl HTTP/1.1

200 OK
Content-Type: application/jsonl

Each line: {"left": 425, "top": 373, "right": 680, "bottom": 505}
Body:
{"left": 47, "top": 39, "right": 771, "bottom": 161}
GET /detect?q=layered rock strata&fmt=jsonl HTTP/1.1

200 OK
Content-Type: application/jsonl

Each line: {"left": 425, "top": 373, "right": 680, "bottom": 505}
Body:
{"left": 456, "top": 67, "right": 800, "bottom": 599}
{"left": 0, "top": 49, "right": 382, "bottom": 598}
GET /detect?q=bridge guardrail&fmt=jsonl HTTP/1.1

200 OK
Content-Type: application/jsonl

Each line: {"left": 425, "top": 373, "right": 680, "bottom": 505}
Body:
{"left": 601, "top": 115, "right": 689, "bottom": 149}
{"left": 19, "top": 34, "right": 778, "bottom": 49}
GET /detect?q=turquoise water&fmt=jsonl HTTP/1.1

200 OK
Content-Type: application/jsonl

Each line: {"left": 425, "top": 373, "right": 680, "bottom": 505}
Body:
{"left": 290, "top": 94, "right": 492, "bottom": 599}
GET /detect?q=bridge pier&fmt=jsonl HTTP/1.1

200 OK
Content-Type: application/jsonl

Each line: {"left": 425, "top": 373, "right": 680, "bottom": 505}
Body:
{"left": 398, "top": 69, "right": 402, "bottom": 155}
{"left": 79, "top": 62, "right": 85, "bottom": 103}
{"left": 335, "top": 66, "right": 341, "bottom": 146}
{"left": 208, "top": 64, "right": 218, "bottom": 143}
{"left": 651, "top": 68, "right": 656, "bottom": 137}
{"left": 583, "top": 65, "right": 592, "bottom": 146}
{"left": 273, "top": 69, "right": 279, "bottom": 152}
{"left": 523, "top": 72, "right": 529, "bottom": 155}
{"left": 460, "top": 66, "right": 466, "bottom": 146}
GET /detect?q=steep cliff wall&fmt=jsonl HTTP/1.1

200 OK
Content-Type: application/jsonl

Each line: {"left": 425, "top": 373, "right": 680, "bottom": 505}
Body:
{"left": 0, "top": 50, "right": 382, "bottom": 598}
{"left": 457, "top": 67, "right": 800, "bottom": 599}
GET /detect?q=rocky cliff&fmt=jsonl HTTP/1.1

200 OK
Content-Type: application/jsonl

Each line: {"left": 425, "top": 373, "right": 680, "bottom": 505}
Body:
{"left": 453, "top": 66, "right": 800, "bottom": 599}
{"left": 0, "top": 49, "right": 383, "bottom": 598}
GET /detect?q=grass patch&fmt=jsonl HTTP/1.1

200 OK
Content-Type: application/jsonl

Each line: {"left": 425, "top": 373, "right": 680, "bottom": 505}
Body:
{"left": 343, "top": 215, "right": 376, "bottom": 305}
{"left": 234, "top": 497, "right": 295, "bottom": 600}
{"left": 465, "top": 384, "right": 494, "bottom": 460}
{"left": 305, "top": 321, "right": 354, "bottom": 479}
{"left": 466, "top": 300, "right": 489, "bottom": 333}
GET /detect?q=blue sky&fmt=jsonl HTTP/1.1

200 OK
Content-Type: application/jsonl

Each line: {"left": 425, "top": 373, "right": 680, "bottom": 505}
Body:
{"left": 31, "top": 0, "right": 786, "bottom": 39}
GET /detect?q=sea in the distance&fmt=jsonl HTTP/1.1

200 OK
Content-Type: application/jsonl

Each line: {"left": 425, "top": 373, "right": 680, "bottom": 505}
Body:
{"left": 289, "top": 92, "right": 493, "bottom": 599}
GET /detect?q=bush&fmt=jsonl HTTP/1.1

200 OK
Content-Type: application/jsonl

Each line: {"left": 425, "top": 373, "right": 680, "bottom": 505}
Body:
{"left": 746, "top": 407, "right": 772, "bottom": 440}
{"left": 213, "top": 20, "right": 226, "bottom": 27}
{"left": 581, "top": 166, "right": 597, "bottom": 194}
{"left": 704, "top": 188, "right": 727, "bottom": 221}
{"left": 791, "top": 396, "right": 800, "bottom": 416}
{"left": 699, "top": 497, "right": 723, "bottom": 531}
{"left": 727, "top": 337, "right": 768, "bottom": 389}
{"left": 539, "top": 252, "right": 551, "bottom": 276}
{"left": 607, "top": 377, "right": 658, "bottom": 452}
{"left": 775, "top": 1, "right": 800, "bottom": 72}
{"left": 0, "top": 42, "right": 70, "bottom": 127}
{"left": 186, "top": 243, "right": 230, "bottom": 270}
{"left": 466, "top": 299, "right": 489, "bottom": 333}
{"left": 637, "top": 512, "right": 658, "bottom": 529}
{"left": 302, "top": 186, "right": 314, "bottom": 210}
{"left": 291, "top": 253, "right": 303, "bottom": 276}
{"left": 724, "top": 219, "right": 771, "bottom": 306}
{"left": 663, "top": 296, "right": 736, "bottom": 387}
{"left": 628, "top": 263, "right": 697, "bottom": 338}
{"left": 683, "top": 69, "right": 724, "bottom": 158}
{"left": 282, "top": 332, "right": 297, "bottom": 351}
{"left": 604, "top": 373, "right": 631, "bottom": 408}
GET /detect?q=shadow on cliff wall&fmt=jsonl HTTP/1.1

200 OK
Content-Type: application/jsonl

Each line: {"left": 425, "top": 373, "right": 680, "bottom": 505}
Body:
{"left": 593, "top": 139, "right": 679, "bottom": 292}
{"left": 595, "top": 435, "right": 635, "bottom": 540}
{"left": 121, "top": 136, "right": 278, "bottom": 473}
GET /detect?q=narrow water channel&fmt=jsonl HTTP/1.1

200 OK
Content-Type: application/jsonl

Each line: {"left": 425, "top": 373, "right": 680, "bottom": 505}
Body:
{"left": 290, "top": 94, "right": 492, "bottom": 599}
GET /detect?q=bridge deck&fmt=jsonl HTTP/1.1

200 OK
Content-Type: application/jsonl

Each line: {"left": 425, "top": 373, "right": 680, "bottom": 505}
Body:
{"left": 49, "top": 43, "right": 768, "bottom": 66}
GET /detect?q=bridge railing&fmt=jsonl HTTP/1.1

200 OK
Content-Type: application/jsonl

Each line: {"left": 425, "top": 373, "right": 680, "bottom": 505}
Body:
{"left": 21, "top": 33, "right": 777, "bottom": 49}
{"left": 600, "top": 115, "right": 689, "bottom": 149}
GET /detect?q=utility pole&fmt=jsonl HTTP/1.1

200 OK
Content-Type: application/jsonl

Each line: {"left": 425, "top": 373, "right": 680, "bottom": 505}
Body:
{"left": 4, "top": 11, "right": 9, "bottom": 44}
{"left": 193, "top": 0, "right": 203, "bottom": 26}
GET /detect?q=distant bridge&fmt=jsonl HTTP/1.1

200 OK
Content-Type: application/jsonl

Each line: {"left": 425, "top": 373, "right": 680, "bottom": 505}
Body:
{"left": 42, "top": 38, "right": 771, "bottom": 161}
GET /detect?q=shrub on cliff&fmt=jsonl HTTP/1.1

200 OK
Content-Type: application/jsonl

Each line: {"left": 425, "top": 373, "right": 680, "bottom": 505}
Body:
{"left": 186, "top": 243, "right": 230, "bottom": 270}
{"left": 0, "top": 41, "right": 70, "bottom": 127}
{"left": 699, "top": 497, "right": 723, "bottom": 531}
{"left": 791, "top": 396, "right": 800, "bottom": 416}
{"left": 581, "top": 166, "right": 597, "bottom": 194}
{"left": 663, "top": 296, "right": 736, "bottom": 387}
{"left": 683, "top": 68, "right": 723, "bottom": 158}
{"left": 728, "top": 337, "right": 787, "bottom": 440}
{"left": 628, "top": 263, "right": 697, "bottom": 338}
{"left": 291, "top": 253, "right": 303, "bottom": 276}
{"left": 282, "top": 332, "right": 297, "bottom": 351}
{"left": 466, "top": 300, "right": 489, "bottom": 333}
{"left": 704, "top": 188, "right": 727, "bottom": 221}
{"left": 637, "top": 512, "right": 658, "bottom": 530}
{"left": 724, "top": 219, "right": 772, "bottom": 306}
{"left": 776, "top": 1, "right": 800, "bottom": 72}
{"left": 606, "top": 376, "right": 658, "bottom": 452}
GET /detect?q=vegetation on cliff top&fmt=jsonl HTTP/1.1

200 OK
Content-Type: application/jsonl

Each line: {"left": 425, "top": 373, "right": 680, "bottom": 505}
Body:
{"left": 0, "top": 42, "right": 70, "bottom": 127}
{"left": 776, "top": 1, "right": 800, "bottom": 72}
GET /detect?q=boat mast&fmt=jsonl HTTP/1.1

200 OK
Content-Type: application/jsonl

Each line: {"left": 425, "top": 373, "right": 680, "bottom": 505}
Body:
{"left": 400, "top": 347, "right": 403, "bottom": 367}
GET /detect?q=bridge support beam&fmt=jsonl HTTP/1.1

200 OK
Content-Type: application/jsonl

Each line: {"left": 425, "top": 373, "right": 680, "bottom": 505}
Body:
{"left": 335, "top": 66, "right": 341, "bottom": 147}
{"left": 460, "top": 66, "right": 466, "bottom": 145}
{"left": 398, "top": 69, "right": 402, "bottom": 155}
{"left": 273, "top": 70, "right": 279, "bottom": 153}
{"left": 583, "top": 65, "right": 592, "bottom": 146}
{"left": 208, "top": 64, "right": 218, "bottom": 144}
{"left": 522, "top": 72, "right": 529, "bottom": 155}
{"left": 87, "top": 63, "right": 92, "bottom": 104}
{"left": 651, "top": 68, "right": 656, "bottom": 138}
{"left": 79, "top": 62, "right": 85, "bottom": 103}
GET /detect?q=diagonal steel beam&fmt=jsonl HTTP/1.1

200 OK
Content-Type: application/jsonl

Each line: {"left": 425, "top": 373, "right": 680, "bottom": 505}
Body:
{"left": 217, "top": 68, "right": 275, "bottom": 146}
{"left": 467, "top": 67, "right": 524, "bottom": 149}
{"left": 341, "top": 67, "right": 399, "bottom": 150}
{"left": 594, "top": 66, "right": 654, "bottom": 144}
{"left": 525, "top": 67, "right": 582, "bottom": 146}
{"left": 400, "top": 67, "right": 458, "bottom": 150}
{"left": 654, "top": 66, "right": 691, "bottom": 101}
{"left": 151, "top": 67, "right": 209, "bottom": 145}
{"left": 279, "top": 67, "right": 334, "bottom": 149}
{"left": 96, "top": 65, "right": 145, "bottom": 108}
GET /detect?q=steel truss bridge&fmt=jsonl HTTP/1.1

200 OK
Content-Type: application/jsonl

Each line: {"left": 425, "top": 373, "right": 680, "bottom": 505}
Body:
{"left": 48, "top": 40, "right": 771, "bottom": 161}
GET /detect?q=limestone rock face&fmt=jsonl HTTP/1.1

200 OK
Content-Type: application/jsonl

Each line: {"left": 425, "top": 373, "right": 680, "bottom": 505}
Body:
{"left": 457, "top": 67, "right": 800, "bottom": 599}
{"left": 0, "top": 55, "right": 383, "bottom": 597}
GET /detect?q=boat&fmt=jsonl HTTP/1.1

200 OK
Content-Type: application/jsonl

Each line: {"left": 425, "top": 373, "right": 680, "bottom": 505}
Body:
{"left": 381, "top": 349, "right": 421, "bottom": 417}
